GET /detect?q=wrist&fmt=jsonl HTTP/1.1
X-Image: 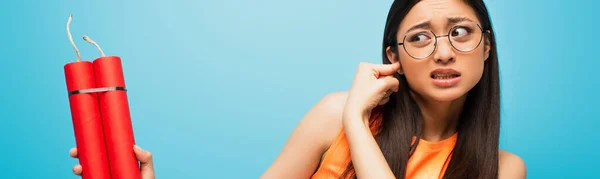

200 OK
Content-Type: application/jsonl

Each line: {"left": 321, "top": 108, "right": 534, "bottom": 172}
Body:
{"left": 342, "top": 109, "right": 371, "bottom": 129}
{"left": 343, "top": 102, "right": 372, "bottom": 118}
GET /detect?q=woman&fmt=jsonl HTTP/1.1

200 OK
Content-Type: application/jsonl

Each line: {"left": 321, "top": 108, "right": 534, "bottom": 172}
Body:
{"left": 261, "top": 0, "right": 525, "bottom": 178}
{"left": 70, "top": 0, "right": 525, "bottom": 178}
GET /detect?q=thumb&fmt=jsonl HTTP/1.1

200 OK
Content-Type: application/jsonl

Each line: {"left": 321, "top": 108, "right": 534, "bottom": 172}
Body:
{"left": 134, "top": 145, "right": 156, "bottom": 179}
{"left": 371, "top": 62, "right": 401, "bottom": 77}
{"left": 377, "top": 76, "right": 400, "bottom": 93}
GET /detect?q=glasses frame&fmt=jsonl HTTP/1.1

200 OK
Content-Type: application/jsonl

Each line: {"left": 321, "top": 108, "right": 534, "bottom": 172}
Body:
{"left": 398, "top": 23, "right": 489, "bottom": 60}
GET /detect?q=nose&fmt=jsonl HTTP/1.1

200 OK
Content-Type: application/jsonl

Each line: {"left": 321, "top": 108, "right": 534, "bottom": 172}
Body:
{"left": 433, "top": 37, "right": 455, "bottom": 64}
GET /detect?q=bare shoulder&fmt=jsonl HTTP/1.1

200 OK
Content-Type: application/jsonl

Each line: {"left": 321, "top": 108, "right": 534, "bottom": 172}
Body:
{"left": 313, "top": 91, "right": 348, "bottom": 122}
{"left": 306, "top": 91, "right": 348, "bottom": 146}
{"left": 498, "top": 150, "right": 526, "bottom": 179}
{"left": 260, "top": 92, "right": 348, "bottom": 178}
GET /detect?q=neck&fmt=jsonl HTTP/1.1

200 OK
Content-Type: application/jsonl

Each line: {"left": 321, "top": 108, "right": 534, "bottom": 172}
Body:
{"left": 410, "top": 91, "right": 466, "bottom": 142}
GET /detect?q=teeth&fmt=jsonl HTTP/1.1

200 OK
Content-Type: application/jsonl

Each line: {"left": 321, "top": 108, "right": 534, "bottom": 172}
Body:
{"left": 432, "top": 74, "right": 458, "bottom": 79}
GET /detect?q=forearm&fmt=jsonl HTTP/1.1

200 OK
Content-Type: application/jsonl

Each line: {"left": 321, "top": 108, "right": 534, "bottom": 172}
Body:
{"left": 343, "top": 113, "right": 395, "bottom": 179}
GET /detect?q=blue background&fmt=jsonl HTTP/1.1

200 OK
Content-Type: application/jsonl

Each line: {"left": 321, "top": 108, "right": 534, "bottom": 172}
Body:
{"left": 0, "top": 0, "right": 597, "bottom": 178}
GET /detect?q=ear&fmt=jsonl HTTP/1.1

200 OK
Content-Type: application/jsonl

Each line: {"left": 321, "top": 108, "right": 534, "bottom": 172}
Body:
{"left": 483, "top": 30, "right": 491, "bottom": 61}
{"left": 386, "top": 46, "right": 404, "bottom": 75}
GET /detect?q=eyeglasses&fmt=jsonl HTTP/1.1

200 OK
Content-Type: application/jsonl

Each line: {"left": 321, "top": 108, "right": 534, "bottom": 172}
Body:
{"left": 398, "top": 22, "right": 488, "bottom": 59}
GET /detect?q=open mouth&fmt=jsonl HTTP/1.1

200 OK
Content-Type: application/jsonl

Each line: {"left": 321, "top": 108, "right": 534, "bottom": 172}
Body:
{"left": 430, "top": 68, "right": 462, "bottom": 87}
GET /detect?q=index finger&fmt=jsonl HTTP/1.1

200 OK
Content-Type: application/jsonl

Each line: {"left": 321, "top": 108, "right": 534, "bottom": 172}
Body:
{"left": 371, "top": 62, "right": 400, "bottom": 77}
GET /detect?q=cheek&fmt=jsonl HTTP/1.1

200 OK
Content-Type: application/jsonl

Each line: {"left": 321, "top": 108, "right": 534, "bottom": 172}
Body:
{"left": 462, "top": 48, "right": 487, "bottom": 86}
{"left": 463, "top": 56, "right": 485, "bottom": 89}
{"left": 399, "top": 59, "right": 430, "bottom": 92}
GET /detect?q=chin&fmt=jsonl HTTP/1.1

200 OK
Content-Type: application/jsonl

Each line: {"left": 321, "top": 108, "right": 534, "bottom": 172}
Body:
{"left": 424, "top": 86, "right": 469, "bottom": 102}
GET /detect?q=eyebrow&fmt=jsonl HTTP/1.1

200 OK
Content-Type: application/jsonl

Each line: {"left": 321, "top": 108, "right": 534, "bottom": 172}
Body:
{"left": 448, "top": 16, "right": 473, "bottom": 24}
{"left": 404, "top": 16, "right": 475, "bottom": 33}
{"left": 405, "top": 21, "right": 431, "bottom": 34}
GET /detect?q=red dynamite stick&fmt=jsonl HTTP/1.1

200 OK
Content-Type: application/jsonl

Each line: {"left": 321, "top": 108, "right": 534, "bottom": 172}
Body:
{"left": 64, "top": 15, "right": 111, "bottom": 179}
{"left": 64, "top": 62, "right": 112, "bottom": 179}
{"left": 94, "top": 56, "right": 141, "bottom": 179}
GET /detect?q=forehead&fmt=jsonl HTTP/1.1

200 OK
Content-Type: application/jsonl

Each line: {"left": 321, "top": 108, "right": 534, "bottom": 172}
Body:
{"left": 398, "top": 0, "right": 479, "bottom": 33}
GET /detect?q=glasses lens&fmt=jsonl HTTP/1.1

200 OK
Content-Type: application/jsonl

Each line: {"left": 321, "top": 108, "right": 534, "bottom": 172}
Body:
{"left": 403, "top": 30, "right": 436, "bottom": 59}
{"left": 449, "top": 22, "right": 483, "bottom": 52}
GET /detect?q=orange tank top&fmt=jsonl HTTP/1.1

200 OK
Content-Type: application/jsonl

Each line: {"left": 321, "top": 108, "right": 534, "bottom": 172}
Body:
{"left": 311, "top": 109, "right": 457, "bottom": 179}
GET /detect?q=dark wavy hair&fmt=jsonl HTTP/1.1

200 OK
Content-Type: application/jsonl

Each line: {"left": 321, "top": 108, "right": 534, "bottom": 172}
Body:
{"left": 341, "top": 0, "right": 500, "bottom": 178}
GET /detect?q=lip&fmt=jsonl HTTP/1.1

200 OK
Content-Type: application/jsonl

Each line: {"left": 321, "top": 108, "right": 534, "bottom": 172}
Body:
{"left": 430, "top": 68, "right": 462, "bottom": 88}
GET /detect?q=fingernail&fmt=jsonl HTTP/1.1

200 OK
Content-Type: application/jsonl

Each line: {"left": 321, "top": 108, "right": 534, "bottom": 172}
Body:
{"left": 134, "top": 145, "right": 141, "bottom": 152}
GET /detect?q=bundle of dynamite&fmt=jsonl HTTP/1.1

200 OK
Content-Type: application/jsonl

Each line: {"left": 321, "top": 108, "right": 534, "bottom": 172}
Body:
{"left": 63, "top": 15, "right": 141, "bottom": 179}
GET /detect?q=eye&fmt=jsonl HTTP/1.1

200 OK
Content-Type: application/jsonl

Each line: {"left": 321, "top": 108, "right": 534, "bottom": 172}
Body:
{"left": 408, "top": 33, "right": 431, "bottom": 43}
{"left": 451, "top": 27, "right": 471, "bottom": 38}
